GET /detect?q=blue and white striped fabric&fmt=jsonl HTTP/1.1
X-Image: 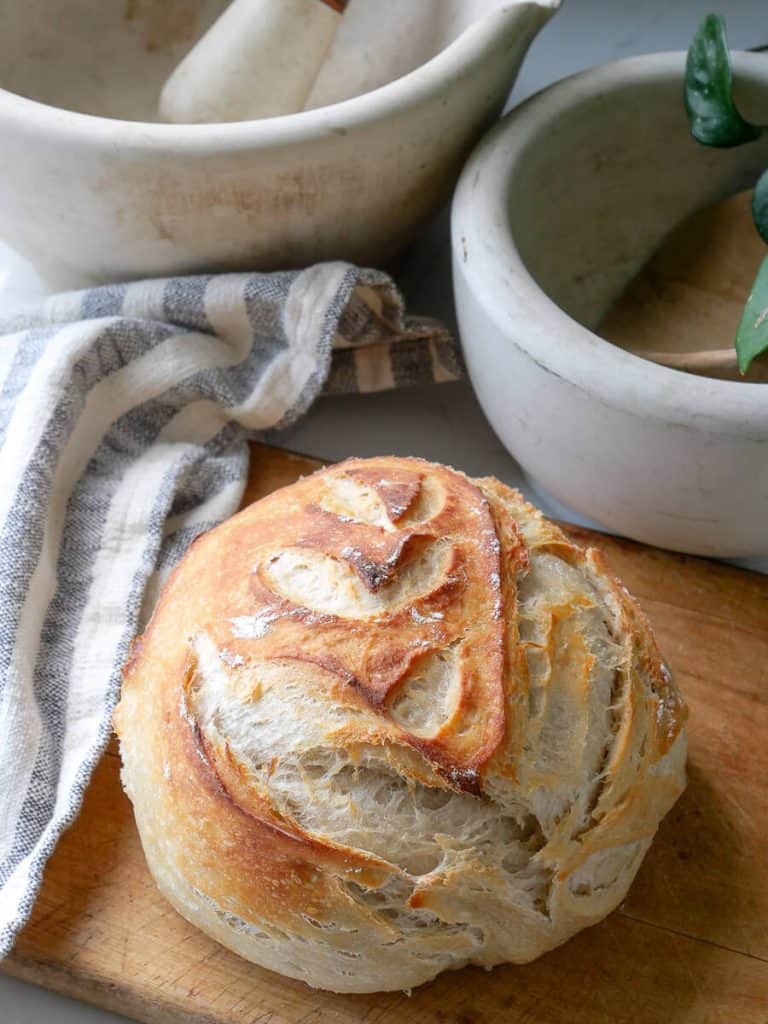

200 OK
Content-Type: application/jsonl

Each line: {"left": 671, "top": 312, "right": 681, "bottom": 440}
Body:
{"left": 0, "top": 262, "right": 460, "bottom": 957}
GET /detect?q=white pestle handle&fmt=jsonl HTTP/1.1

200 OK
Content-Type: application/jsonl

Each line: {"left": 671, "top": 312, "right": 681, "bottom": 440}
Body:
{"left": 159, "top": 0, "right": 346, "bottom": 124}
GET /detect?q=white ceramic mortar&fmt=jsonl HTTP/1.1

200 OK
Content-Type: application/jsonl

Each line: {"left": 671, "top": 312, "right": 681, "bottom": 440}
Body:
{"left": 452, "top": 53, "right": 768, "bottom": 557}
{"left": 0, "top": 0, "right": 558, "bottom": 286}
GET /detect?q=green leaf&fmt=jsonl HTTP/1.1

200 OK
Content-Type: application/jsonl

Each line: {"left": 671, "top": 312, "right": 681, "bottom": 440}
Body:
{"left": 736, "top": 253, "right": 768, "bottom": 373}
{"left": 685, "top": 14, "right": 763, "bottom": 148}
{"left": 752, "top": 168, "right": 768, "bottom": 243}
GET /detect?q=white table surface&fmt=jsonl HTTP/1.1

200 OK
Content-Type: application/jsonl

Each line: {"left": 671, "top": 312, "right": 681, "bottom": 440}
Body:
{"left": 1, "top": 0, "right": 766, "bottom": 1019}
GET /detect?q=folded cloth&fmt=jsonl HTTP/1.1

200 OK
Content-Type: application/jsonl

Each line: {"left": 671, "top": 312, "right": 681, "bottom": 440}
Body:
{"left": 0, "top": 263, "right": 461, "bottom": 957}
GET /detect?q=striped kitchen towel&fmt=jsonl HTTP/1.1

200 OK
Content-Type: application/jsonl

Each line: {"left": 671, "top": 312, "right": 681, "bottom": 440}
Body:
{"left": 0, "top": 263, "right": 461, "bottom": 956}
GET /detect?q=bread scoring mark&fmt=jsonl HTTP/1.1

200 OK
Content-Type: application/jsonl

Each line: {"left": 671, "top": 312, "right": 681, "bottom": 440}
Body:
{"left": 386, "top": 647, "right": 461, "bottom": 739}
{"left": 272, "top": 650, "right": 361, "bottom": 693}
{"left": 257, "top": 539, "right": 454, "bottom": 621}
{"left": 480, "top": 483, "right": 532, "bottom": 777}
{"left": 179, "top": 648, "right": 394, "bottom": 884}
{"left": 583, "top": 547, "right": 687, "bottom": 755}
{"left": 232, "top": 577, "right": 336, "bottom": 642}
{"left": 338, "top": 542, "right": 404, "bottom": 592}
{"left": 295, "top": 506, "right": 436, "bottom": 591}
{"left": 178, "top": 659, "right": 232, "bottom": 798}
{"left": 317, "top": 464, "right": 432, "bottom": 533}
{"left": 344, "top": 466, "right": 423, "bottom": 523}
{"left": 197, "top": 458, "right": 509, "bottom": 788}
{"left": 318, "top": 475, "right": 398, "bottom": 532}
{"left": 537, "top": 607, "right": 601, "bottom": 810}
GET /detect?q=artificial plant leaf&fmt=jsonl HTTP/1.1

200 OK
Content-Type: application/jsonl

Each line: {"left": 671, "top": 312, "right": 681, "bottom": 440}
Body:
{"left": 752, "top": 167, "right": 768, "bottom": 243}
{"left": 736, "top": 253, "right": 768, "bottom": 373}
{"left": 685, "top": 14, "right": 763, "bottom": 148}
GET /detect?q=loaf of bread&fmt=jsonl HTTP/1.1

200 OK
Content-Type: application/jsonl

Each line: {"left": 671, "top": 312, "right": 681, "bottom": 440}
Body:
{"left": 114, "top": 457, "right": 687, "bottom": 993}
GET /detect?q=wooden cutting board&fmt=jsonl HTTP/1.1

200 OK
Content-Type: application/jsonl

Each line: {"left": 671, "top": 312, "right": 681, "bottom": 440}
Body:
{"left": 3, "top": 443, "right": 768, "bottom": 1022}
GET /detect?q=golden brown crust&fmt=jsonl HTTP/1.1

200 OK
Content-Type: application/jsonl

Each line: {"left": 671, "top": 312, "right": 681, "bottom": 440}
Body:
{"left": 141, "top": 457, "right": 509, "bottom": 789}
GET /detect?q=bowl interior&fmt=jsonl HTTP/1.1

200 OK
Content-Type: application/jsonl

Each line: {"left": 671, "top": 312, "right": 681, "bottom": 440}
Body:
{"left": 0, "top": 0, "right": 235, "bottom": 120}
{"left": 0, "top": 0, "right": 523, "bottom": 122}
{"left": 505, "top": 55, "right": 768, "bottom": 332}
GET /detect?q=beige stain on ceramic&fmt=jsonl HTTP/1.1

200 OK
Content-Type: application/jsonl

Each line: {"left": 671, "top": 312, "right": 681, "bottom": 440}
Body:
{"left": 123, "top": 0, "right": 204, "bottom": 53}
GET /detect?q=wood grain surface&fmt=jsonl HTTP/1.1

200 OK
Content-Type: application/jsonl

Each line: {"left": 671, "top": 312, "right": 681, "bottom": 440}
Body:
{"left": 2, "top": 443, "right": 767, "bottom": 1024}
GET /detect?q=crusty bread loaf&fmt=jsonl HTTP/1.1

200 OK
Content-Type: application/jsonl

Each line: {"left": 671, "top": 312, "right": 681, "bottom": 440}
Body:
{"left": 114, "top": 457, "right": 687, "bottom": 993}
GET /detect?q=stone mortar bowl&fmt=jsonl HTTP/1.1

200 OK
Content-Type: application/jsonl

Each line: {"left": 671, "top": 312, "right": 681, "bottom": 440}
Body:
{"left": 452, "top": 52, "right": 768, "bottom": 558}
{"left": 0, "top": 0, "right": 557, "bottom": 286}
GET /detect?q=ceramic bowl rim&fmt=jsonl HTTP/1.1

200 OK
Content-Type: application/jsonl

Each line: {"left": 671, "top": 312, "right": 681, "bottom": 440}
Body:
{"left": 0, "top": 1, "right": 559, "bottom": 150}
{"left": 452, "top": 50, "right": 768, "bottom": 433}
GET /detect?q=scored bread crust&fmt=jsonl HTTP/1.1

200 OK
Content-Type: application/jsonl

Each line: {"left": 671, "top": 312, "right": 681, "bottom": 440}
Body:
{"left": 114, "top": 457, "right": 687, "bottom": 993}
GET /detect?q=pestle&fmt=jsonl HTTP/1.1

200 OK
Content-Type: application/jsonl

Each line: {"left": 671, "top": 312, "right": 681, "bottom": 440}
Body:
{"left": 159, "top": 0, "right": 348, "bottom": 124}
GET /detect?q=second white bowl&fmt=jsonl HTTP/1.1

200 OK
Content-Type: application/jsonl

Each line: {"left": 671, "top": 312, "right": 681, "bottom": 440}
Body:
{"left": 452, "top": 52, "right": 768, "bottom": 558}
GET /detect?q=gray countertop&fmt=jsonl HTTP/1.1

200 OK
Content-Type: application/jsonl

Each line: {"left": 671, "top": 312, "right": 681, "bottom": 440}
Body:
{"left": 1, "top": 0, "right": 765, "bottom": 1019}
